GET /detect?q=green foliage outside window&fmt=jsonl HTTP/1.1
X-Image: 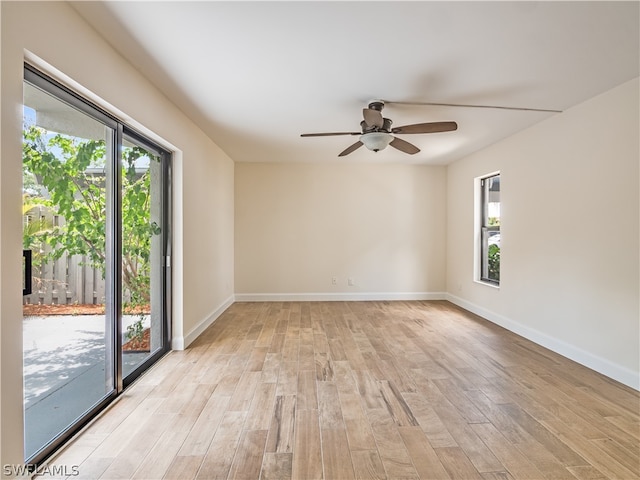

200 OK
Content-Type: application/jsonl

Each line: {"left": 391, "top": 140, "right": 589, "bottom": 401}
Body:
{"left": 22, "top": 125, "right": 159, "bottom": 340}
{"left": 488, "top": 244, "right": 500, "bottom": 282}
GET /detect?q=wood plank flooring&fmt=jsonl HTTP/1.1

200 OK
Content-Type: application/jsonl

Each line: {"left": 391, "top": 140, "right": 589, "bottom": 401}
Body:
{"left": 46, "top": 301, "right": 640, "bottom": 479}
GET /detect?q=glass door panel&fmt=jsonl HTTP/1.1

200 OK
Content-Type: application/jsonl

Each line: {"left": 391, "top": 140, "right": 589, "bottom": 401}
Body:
{"left": 22, "top": 81, "right": 116, "bottom": 461}
{"left": 121, "top": 136, "right": 166, "bottom": 378}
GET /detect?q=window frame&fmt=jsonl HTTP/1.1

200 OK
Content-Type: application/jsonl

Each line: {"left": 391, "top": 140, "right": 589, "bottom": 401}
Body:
{"left": 478, "top": 172, "right": 500, "bottom": 286}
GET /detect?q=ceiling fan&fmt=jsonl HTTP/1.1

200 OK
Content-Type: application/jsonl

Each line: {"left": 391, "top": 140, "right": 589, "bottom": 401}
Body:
{"left": 300, "top": 100, "right": 458, "bottom": 157}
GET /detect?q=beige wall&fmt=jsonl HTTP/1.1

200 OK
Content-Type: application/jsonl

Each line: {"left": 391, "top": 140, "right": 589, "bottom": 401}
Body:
{"left": 235, "top": 163, "right": 447, "bottom": 299}
{"left": 1, "top": 1, "right": 234, "bottom": 468}
{"left": 1, "top": 1, "right": 637, "bottom": 472}
{"left": 446, "top": 78, "right": 639, "bottom": 388}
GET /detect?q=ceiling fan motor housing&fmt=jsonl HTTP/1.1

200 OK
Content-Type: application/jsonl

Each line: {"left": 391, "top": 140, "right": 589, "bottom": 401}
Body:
{"left": 361, "top": 117, "right": 392, "bottom": 134}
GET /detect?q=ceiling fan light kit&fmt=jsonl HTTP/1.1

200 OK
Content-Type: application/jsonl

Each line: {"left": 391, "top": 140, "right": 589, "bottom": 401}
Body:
{"left": 361, "top": 131, "right": 393, "bottom": 152}
{"left": 301, "top": 100, "right": 458, "bottom": 157}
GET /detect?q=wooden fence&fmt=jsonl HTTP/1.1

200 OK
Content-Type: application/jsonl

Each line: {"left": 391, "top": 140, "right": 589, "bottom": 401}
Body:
{"left": 23, "top": 208, "right": 105, "bottom": 306}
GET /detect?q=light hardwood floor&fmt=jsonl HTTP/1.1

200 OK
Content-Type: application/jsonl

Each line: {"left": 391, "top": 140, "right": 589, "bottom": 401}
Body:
{"left": 47, "top": 301, "right": 639, "bottom": 479}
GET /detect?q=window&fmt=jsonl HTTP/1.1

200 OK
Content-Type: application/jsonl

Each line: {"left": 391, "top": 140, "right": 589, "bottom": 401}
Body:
{"left": 480, "top": 173, "right": 500, "bottom": 285}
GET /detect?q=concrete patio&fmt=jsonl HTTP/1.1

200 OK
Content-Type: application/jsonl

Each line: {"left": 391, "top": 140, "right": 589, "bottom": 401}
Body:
{"left": 23, "top": 314, "right": 149, "bottom": 460}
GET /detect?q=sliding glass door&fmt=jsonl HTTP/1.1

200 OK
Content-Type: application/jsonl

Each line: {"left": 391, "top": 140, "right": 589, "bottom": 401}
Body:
{"left": 22, "top": 66, "right": 171, "bottom": 464}
{"left": 22, "top": 76, "right": 117, "bottom": 463}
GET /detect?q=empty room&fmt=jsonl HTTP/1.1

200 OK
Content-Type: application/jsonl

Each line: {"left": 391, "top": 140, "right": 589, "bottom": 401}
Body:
{"left": 1, "top": 1, "right": 638, "bottom": 479}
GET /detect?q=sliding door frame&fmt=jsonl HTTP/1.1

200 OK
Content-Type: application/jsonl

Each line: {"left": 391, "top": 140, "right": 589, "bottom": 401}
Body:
{"left": 23, "top": 64, "right": 172, "bottom": 465}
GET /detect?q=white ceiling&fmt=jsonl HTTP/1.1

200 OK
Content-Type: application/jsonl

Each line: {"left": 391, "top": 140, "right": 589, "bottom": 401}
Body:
{"left": 73, "top": 1, "right": 639, "bottom": 165}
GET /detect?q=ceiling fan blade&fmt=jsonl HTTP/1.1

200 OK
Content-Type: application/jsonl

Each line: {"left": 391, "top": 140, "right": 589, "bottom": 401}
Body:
{"left": 363, "top": 108, "right": 383, "bottom": 128}
{"left": 392, "top": 121, "right": 458, "bottom": 135}
{"left": 338, "top": 141, "right": 364, "bottom": 157}
{"left": 301, "top": 132, "right": 360, "bottom": 137}
{"left": 390, "top": 137, "right": 420, "bottom": 155}
{"left": 384, "top": 100, "right": 562, "bottom": 113}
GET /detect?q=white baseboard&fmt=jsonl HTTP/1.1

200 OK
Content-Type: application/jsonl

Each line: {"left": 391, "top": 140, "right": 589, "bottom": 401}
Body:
{"left": 234, "top": 292, "right": 447, "bottom": 302}
{"left": 445, "top": 293, "right": 640, "bottom": 391}
{"left": 172, "top": 295, "right": 234, "bottom": 350}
